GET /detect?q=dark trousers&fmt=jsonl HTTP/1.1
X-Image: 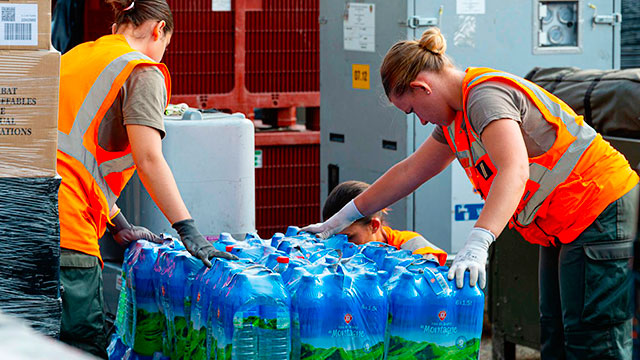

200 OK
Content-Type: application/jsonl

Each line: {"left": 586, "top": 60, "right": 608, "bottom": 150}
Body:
{"left": 539, "top": 185, "right": 638, "bottom": 360}
{"left": 59, "top": 249, "right": 108, "bottom": 359}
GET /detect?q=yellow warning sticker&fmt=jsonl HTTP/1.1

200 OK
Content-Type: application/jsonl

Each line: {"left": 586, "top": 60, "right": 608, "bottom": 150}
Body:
{"left": 352, "top": 64, "right": 370, "bottom": 90}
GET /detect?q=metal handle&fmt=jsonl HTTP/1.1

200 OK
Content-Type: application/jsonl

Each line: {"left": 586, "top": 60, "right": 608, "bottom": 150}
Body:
{"left": 407, "top": 15, "right": 438, "bottom": 29}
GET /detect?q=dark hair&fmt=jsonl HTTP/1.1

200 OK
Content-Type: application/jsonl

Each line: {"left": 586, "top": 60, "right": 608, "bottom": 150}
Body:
{"left": 107, "top": 0, "right": 174, "bottom": 34}
{"left": 322, "top": 181, "right": 383, "bottom": 224}
{"left": 380, "top": 27, "right": 452, "bottom": 98}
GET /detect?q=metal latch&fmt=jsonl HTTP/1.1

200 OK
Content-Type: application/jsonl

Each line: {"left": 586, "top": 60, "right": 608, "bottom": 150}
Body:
{"left": 588, "top": 4, "right": 622, "bottom": 27}
{"left": 593, "top": 12, "right": 622, "bottom": 25}
{"left": 407, "top": 16, "right": 438, "bottom": 29}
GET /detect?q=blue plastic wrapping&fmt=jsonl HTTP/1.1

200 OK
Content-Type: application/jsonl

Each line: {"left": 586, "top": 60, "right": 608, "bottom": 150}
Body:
{"left": 112, "top": 229, "right": 485, "bottom": 360}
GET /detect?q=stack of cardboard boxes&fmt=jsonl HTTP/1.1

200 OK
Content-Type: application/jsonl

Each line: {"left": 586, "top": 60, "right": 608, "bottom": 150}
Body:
{"left": 0, "top": 0, "right": 62, "bottom": 338}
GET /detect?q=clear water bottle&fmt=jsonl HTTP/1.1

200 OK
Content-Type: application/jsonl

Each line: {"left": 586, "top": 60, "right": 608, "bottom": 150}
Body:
{"left": 232, "top": 305, "right": 260, "bottom": 360}
{"left": 258, "top": 305, "right": 291, "bottom": 360}
{"left": 257, "top": 273, "right": 291, "bottom": 359}
{"left": 273, "top": 256, "right": 290, "bottom": 273}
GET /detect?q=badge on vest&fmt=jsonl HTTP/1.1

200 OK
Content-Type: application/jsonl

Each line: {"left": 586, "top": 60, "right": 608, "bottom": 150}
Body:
{"left": 476, "top": 160, "right": 493, "bottom": 180}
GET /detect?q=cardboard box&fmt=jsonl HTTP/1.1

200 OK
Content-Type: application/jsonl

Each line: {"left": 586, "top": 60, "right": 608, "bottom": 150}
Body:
{"left": 0, "top": 0, "right": 50, "bottom": 50}
{"left": 0, "top": 49, "right": 59, "bottom": 177}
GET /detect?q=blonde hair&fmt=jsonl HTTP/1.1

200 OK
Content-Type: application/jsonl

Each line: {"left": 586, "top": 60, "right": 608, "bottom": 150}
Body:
{"left": 380, "top": 27, "right": 453, "bottom": 98}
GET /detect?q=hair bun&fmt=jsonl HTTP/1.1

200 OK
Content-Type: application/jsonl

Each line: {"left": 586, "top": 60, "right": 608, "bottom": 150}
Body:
{"left": 418, "top": 27, "right": 446, "bottom": 55}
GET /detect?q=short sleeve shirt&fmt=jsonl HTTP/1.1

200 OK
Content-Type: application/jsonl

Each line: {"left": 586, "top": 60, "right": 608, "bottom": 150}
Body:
{"left": 431, "top": 81, "right": 556, "bottom": 158}
{"left": 97, "top": 65, "right": 167, "bottom": 152}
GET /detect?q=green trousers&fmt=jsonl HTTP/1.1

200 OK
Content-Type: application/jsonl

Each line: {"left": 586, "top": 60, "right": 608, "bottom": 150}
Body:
{"left": 59, "top": 249, "right": 108, "bottom": 359}
{"left": 539, "top": 185, "right": 638, "bottom": 360}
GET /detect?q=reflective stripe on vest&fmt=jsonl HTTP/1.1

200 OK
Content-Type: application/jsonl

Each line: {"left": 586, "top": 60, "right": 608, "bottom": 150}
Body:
{"left": 400, "top": 236, "right": 430, "bottom": 253}
{"left": 448, "top": 70, "right": 597, "bottom": 227}
{"left": 58, "top": 51, "right": 151, "bottom": 207}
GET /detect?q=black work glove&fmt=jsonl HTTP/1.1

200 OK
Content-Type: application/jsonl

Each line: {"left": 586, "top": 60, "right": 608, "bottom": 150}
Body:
{"left": 172, "top": 218, "right": 238, "bottom": 267}
{"left": 107, "top": 212, "right": 162, "bottom": 247}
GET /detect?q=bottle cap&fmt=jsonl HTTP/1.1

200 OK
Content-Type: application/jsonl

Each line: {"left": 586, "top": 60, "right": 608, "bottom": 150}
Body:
{"left": 225, "top": 245, "right": 234, "bottom": 252}
{"left": 276, "top": 256, "right": 290, "bottom": 264}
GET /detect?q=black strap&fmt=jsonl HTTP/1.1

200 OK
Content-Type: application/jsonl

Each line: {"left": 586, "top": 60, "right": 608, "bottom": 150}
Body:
{"left": 583, "top": 75, "right": 604, "bottom": 127}
{"left": 547, "top": 72, "right": 567, "bottom": 94}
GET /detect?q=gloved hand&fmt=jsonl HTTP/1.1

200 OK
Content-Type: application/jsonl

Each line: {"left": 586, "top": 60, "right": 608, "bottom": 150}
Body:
{"left": 448, "top": 227, "right": 495, "bottom": 289}
{"left": 172, "top": 218, "right": 238, "bottom": 267}
{"left": 107, "top": 211, "right": 162, "bottom": 247}
{"left": 301, "top": 199, "right": 364, "bottom": 239}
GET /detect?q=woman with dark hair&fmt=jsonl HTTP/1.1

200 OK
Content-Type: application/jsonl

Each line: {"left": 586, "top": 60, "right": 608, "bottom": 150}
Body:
{"left": 56, "top": 1, "right": 235, "bottom": 356}
{"left": 304, "top": 27, "right": 639, "bottom": 359}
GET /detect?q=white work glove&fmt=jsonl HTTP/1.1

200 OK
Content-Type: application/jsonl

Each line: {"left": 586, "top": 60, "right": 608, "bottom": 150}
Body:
{"left": 448, "top": 227, "right": 495, "bottom": 289}
{"left": 301, "top": 200, "right": 363, "bottom": 239}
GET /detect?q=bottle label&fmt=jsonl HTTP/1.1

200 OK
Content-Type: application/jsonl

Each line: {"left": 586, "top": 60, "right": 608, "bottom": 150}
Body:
{"left": 423, "top": 267, "right": 450, "bottom": 296}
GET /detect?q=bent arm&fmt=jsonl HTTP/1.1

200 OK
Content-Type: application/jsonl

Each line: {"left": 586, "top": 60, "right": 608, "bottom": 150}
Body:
{"left": 475, "top": 119, "right": 529, "bottom": 237}
{"left": 126, "top": 124, "right": 191, "bottom": 224}
{"left": 354, "top": 134, "right": 455, "bottom": 216}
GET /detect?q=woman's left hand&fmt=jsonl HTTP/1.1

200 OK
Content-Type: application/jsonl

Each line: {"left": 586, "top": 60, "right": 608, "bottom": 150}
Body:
{"left": 448, "top": 227, "right": 495, "bottom": 288}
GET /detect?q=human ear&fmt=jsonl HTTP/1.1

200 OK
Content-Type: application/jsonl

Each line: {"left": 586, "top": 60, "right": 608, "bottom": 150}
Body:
{"left": 370, "top": 217, "right": 381, "bottom": 233}
{"left": 153, "top": 21, "right": 166, "bottom": 40}
{"left": 409, "top": 79, "right": 432, "bottom": 95}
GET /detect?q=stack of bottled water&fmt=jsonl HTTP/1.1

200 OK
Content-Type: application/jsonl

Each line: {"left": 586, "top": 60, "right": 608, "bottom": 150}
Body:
{"left": 108, "top": 226, "right": 484, "bottom": 360}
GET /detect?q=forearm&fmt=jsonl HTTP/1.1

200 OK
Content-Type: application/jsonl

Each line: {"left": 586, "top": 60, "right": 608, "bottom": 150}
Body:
{"left": 474, "top": 168, "right": 527, "bottom": 237}
{"left": 135, "top": 154, "right": 191, "bottom": 224}
{"left": 109, "top": 204, "right": 120, "bottom": 218}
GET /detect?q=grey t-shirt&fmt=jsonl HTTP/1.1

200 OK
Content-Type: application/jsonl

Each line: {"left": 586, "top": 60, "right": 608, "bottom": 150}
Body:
{"left": 431, "top": 81, "right": 556, "bottom": 157}
{"left": 97, "top": 65, "right": 167, "bottom": 152}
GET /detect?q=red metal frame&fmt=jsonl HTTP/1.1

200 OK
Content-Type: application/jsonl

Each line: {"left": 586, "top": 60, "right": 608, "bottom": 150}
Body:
{"left": 254, "top": 131, "right": 320, "bottom": 237}
{"left": 170, "top": 0, "right": 320, "bottom": 127}
{"left": 84, "top": 0, "right": 320, "bottom": 126}
{"left": 84, "top": 0, "right": 319, "bottom": 127}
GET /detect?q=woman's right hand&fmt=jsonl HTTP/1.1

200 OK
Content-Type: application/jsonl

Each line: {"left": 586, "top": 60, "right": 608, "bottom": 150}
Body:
{"left": 301, "top": 199, "right": 363, "bottom": 239}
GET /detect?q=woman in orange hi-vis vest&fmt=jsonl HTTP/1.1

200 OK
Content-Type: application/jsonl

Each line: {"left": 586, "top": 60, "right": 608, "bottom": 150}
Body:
{"left": 303, "top": 27, "right": 639, "bottom": 359}
{"left": 56, "top": 0, "right": 236, "bottom": 356}
{"left": 322, "top": 181, "right": 448, "bottom": 266}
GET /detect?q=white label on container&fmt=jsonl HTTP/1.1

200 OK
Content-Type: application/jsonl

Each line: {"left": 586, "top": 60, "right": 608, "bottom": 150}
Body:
{"left": 343, "top": 3, "right": 375, "bottom": 53}
{"left": 0, "top": 4, "right": 37, "bottom": 46}
{"left": 212, "top": 0, "right": 231, "bottom": 11}
{"left": 456, "top": 0, "right": 485, "bottom": 14}
{"left": 255, "top": 150, "right": 263, "bottom": 168}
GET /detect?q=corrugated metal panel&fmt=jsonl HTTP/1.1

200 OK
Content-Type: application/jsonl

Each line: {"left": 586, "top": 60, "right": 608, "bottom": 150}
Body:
{"left": 164, "top": 0, "right": 235, "bottom": 94}
{"left": 622, "top": 0, "right": 640, "bottom": 69}
{"left": 255, "top": 131, "right": 320, "bottom": 237}
{"left": 245, "top": 0, "right": 319, "bottom": 93}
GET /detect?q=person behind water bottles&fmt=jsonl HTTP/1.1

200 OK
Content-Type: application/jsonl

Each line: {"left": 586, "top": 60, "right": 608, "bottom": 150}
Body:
{"left": 303, "top": 27, "right": 639, "bottom": 359}
{"left": 322, "top": 180, "right": 447, "bottom": 266}
{"left": 56, "top": 0, "right": 237, "bottom": 357}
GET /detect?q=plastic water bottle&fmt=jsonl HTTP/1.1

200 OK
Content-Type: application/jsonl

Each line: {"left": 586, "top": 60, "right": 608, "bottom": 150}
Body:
{"left": 258, "top": 274, "right": 291, "bottom": 360}
{"left": 285, "top": 226, "right": 301, "bottom": 237}
{"left": 232, "top": 304, "right": 260, "bottom": 360}
{"left": 273, "top": 256, "right": 290, "bottom": 273}
{"left": 452, "top": 272, "right": 484, "bottom": 356}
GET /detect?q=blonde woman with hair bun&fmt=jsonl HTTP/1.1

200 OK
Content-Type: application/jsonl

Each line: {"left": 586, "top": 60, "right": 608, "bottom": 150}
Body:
{"left": 304, "top": 27, "right": 639, "bottom": 359}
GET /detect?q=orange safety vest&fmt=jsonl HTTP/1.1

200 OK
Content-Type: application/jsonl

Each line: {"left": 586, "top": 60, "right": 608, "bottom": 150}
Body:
{"left": 443, "top": 67, "right": 638, "bottom": 246}
{"left": 57, "top": 34, "right": 171, "bottom": 261}
{"left": 383, "top": 226, "right": 448, "bottom": 266}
